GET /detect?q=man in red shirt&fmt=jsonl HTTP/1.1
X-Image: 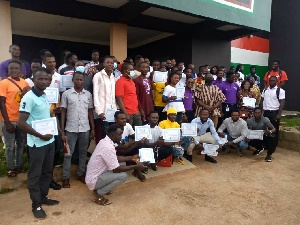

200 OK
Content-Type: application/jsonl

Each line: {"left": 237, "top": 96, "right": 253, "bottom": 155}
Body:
{"left": 264, "top": 59, "right": 288, "bottom": 88}
{"left": 116, "top": 62, "right": 142, "bottom": 127}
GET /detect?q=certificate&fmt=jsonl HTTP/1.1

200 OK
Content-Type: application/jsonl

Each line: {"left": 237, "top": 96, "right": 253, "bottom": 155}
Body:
{"left": 32, "top": 117, "right": 58, "bottom": 136}
{"left": 243, "top": 97, "right": 256, "bottom": 108}
{"left": 201, "top": 143, "right": 219, "bottom": 156}
{"left": 220, "top": 135, "right": 228, "bottom": 145}
{"left": 247, "top": 130, "right": 264, "bottom": 140}
{"left": 60, "top": 75, "right": 74, "bottom": 88}
{"left": 104, "top": 109, "right": 117, "bottom": 122}
{"left": 139, "top": 148, "right": 155, "bottom": 163}
{"left": 153, "top": 71, "right": 168, "bottom": 83}
{"left": 176, "top": 87, "right": 185, "bottom": 99}
{"left": 44, "top": 88, "right": 59, "bottom": 104}
{"left": 181, "top": 123, "right": 197, "bottom": 136}
{"left": 135, "top": 125, "right": 152, "bottom": 141}
{"left": 163, "top": 128, "right": 181, "bottom": 142}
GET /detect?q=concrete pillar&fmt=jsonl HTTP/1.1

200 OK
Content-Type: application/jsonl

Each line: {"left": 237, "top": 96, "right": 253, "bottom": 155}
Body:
{"left": 110, "top": 23, "right": 127, "bottom": 62}
{"left": 0, "top": 0, "right": 12, "bottom": 62}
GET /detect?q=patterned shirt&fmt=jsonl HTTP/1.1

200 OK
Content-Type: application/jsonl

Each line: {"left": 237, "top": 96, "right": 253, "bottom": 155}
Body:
{"left": 194, "top": 84, "right": 226, "bottom": 117}
{"left": 85, "top": 61, "right": 99, "bottom": 73}
{"left": 87, "top": 66, "right": 99, "bottom": 77}
{"left": 60, "top": 88, "right": 93, "bottom": 132}
{"left": 85, "top": 136, "right": 120, "bottom": 190}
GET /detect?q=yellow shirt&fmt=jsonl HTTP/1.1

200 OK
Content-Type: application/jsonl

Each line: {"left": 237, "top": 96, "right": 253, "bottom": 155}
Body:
{"left": 153, "top": 82, "right": 167, "bottom": 107}
{"left": 158, "top": 119, "right": 180, "bottom": 129}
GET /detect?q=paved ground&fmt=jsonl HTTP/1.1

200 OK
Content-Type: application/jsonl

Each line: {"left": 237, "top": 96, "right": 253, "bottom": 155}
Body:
{"left": 0, "top": 148, "right": 299, "bottom": 225}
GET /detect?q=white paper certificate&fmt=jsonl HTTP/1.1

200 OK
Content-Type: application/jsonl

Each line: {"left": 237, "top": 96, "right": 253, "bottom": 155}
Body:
{"left": 243, "top": 97, "right": 256, "bottom": 108}
{"left": 247, "top": 130, "right": 264, "bottom": 140}
{"left": 32, "top": 117, "right": 58, "bottom": 136}
{"left": 176, "top": 87, "right": 185, "bottom": 99}
{"left": 163, "top": 128, "right": 181, "bottom": 142}
{"left": 104, "top": 109, "right": 117, "bottom": 122}
{"left": 220, "top": 135, "right": 228, "bottom": 145}
{"left": 153, "top": 71, "right": 168, "bottom": 83}
{"left": 201, "top": 143, "right": 219, "bottom": 156}
{"left": 181, "top": 123, "right": 197, "bottom": 136}
{"left": 135, "top": 125, "right": 152, "bottom": 141}
{"left": 139, "top": 148, "right": 155, "bottom": 163}
{"left": 60, "top": 75, "right": 74, "bottom": 88}
{"left": 44, "top": 88, "right": 59, "bottom": 104}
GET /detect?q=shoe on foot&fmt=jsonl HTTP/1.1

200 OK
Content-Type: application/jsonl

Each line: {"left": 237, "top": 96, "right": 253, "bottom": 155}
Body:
{"left": 77, "top": 176, "right": 86, "bottom": 184}
{"left": 42, "top": 197, "right": 60, "bottom": 206}
{"left": 205, "top": 155, "right": 217, "bottom": 163}
{"left": 32, "top": 206, "right": 46, "bottom": 219}
{"left": 265, "top": 155, "right": 272, "bottom": 162}
{"left": 238, "top": 150, "right": 244, "bottom": 157}
{"left": 252, "top": 149, "right": 262, "bottom": 156}
{"left": 49, "top": 180, "right": 62, "bottom": 190}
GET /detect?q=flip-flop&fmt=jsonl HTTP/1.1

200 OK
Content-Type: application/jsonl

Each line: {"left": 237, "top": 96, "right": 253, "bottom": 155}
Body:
{"left": 91, "top": 196, "right": 112, "bottom": 206}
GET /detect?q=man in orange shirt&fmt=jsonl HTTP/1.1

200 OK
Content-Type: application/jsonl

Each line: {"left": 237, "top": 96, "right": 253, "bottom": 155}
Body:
{"left": 0, "top": 60, "right": 30, "bottom": 177}
{"left": 264, "top": 59, "right": 288, "bottom": 88}
{"left": 116, "top": 62, "right": 142, "bottom": 127}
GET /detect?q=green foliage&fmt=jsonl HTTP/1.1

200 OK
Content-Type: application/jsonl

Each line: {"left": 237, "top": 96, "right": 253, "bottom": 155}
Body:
{"left": 281, "top": 117, "right": 300, "bottom": 127}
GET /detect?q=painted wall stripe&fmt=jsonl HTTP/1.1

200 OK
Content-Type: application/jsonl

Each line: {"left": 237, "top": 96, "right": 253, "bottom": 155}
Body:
{"left": 231, "top": 47, "right": 269, "bottom": 66}
{"left": 231, "top": 36, "right": 269, "bottom": 53}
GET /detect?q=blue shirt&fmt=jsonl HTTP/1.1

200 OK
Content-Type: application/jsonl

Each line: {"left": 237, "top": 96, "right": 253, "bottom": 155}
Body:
{"left": 191, "top": 117, "right": 222, "bottom": 144}
{"left": 19, "top": 88, "right": 54, "bottom": 147}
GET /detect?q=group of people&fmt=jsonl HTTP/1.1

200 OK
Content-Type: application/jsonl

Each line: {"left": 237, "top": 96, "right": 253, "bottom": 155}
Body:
{"left": 0, "top": 44, "right": 287, "bottom": 219}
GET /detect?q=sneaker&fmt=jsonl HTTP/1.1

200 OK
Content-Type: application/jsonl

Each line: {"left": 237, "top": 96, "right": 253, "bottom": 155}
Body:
{"left": 252, "top": 149, "right": 262, "bottom": 156}
{"left": 265, "top": 155, "right": 272, "bottom": 162}
{"left": 32, "top": 206, "right": 46, "bottom": 219}
{"left": 205, "top": 155, "right": 217, "bottom": 163}
{"left": 42, "top": 197, "right": 60, "bottom": 206}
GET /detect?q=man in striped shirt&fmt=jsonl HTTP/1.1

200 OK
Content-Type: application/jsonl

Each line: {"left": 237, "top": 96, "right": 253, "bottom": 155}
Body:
{"left": 195, "top": 73, "right": 226, "bottom": 128}
{"left": 60, "top": 53, "right": 78, "bottom": 76}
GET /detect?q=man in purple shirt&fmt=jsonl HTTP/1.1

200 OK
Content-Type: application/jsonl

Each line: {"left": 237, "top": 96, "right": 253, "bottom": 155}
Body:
{"left": 213, "top": 69, "right": 225, "bottom": 89}
{"left": 183, "top": 77, "right": 195, "bottom": 122}
{"left": 219, "top": 71, "right": 240, "bottom": 119}
{"left": 0, "top": 44, "right": 31, "bottom": 79}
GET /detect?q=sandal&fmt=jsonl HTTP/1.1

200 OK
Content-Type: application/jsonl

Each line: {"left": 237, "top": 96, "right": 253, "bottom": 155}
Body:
{"left": 150, "top": 163, "right": 158, "bottom": 171}
{"left": 174, "top": 157, "right": 185, "bottom": 165}
{"left": 62, "top": 179, "right": 70, "bottom": 188}
{"left": 132, "top": 170, "right": 146, "bottom": 182}
{"left": 91, "top": 196, "right": 112, "bottom": 206}
{"left": 7, "top": 170, "right": 17, "bottom": 177}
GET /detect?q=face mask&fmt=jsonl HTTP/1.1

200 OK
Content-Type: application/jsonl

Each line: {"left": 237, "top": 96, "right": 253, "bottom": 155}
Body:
{"left": 113, "top": 62, "right": 118, "bottom": 70}
{"left": 129, "top": 71, "right": 135, "bottom": 79}
{"left": 75, "top": 66, "right": 85, "bottom": 73}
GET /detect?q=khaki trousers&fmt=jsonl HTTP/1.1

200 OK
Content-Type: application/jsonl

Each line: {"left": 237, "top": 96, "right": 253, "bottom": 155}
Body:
{"left": 187, "top": 133, "right": 217, "bottom": 155}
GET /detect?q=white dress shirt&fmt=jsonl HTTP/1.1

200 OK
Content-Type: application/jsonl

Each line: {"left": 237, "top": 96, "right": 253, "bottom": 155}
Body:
{"left": 93, "top": 69, "right": 118, "bottom": 115}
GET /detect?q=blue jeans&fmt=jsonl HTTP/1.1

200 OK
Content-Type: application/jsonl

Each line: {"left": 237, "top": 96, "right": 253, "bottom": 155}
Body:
{"left": 227, "top": 133, "right": 248, "bottom": 150}
{"left": 2, "top": 122, "right": 26, "bottom": 170}
{"left": 63, "top": 131, "right": 90, "bottom": 179}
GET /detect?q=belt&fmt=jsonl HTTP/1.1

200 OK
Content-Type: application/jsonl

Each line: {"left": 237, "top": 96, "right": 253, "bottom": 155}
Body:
{"left": 264, "top": 110, "right": 279, "bottom": 113}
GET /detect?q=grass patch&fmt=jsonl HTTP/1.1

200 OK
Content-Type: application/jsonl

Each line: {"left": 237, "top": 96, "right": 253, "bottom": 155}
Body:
{"left": 0, "top": 188, "right": 14, "bottom": 194}
{"left": 0, "top": 143, "right": 30, "bottom": 177}
{"left": 281, "top": 117, "right": 300, "bottom": 127}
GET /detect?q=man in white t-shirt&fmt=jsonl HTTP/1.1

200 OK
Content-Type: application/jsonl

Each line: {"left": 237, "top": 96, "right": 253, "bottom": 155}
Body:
{"left": 114, "top": 111, "right": 147, "bottom": 182}
{"left": 260, "top": 76, "right": 285, "bottom": 162}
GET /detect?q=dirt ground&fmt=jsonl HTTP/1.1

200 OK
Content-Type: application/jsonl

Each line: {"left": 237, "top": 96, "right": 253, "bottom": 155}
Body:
{"left": 0, "top": 148, "right": 299, "bottom": 225}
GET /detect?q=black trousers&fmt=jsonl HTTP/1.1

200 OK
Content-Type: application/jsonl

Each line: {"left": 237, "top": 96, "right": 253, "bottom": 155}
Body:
{"left": 154, "top": 106, "right": 167, "bottom": 122}
{"left": 263, "top": 110, "right": 280, "bottom": 147}
{"left": 154, "top": 146, "right": 173, "bottom": 162}
{"left": 185, "top": 110, "right": 195, "bottom": 122}
{"left": 249, "top": 135, "right": 277, "bottom": 156}
{"left": 27, "top": 141, "right": 55, "bottom": 208}
{"left": 221, "top": 103, "right": 238, "bottom": 119}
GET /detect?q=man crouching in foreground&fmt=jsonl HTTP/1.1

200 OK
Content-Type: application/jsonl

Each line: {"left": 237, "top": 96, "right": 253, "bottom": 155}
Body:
{"left": 85, "top": 124, "right": 147, "bottom": 205}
